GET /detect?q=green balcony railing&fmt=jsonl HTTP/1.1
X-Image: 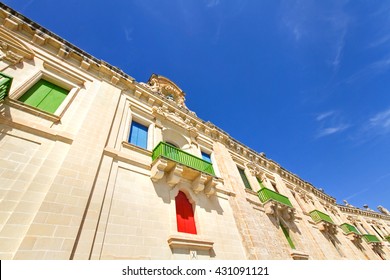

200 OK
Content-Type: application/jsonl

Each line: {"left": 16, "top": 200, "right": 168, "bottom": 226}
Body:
{"left": 0, "top": 72, "right": 13, "bottom": 101}
{"left": 309, "top": 210, "right": 334, "bottom": 224}
{"left": 257, "top": 188, "right": 293, "bottom": 208}
{"left": 340, "top": 223, "right": 360, "bottom": 235}
{"left": 152, "top": 142, "right": 215, "bottom": 176}
{"left": 362, "top": 234, "right": 381, "bottom": 243}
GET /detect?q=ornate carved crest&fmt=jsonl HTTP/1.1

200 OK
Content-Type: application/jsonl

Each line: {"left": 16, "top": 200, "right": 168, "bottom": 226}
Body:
{"left": 142, "top": 74, "right": 186, "bottom": 107}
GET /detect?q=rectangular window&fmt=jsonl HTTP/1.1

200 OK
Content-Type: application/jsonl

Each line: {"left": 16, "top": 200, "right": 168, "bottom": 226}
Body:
{"left": 18, "top": 79, "right": 69, "bottom": 114}
{"left": 128, "top": 121, "right": 148, "bottom": 149}
{"left": 201, "top": 151, "right": 211, "bottom": 163}
{"left": 238, "top": 167, "right": 252, "bottom": 190}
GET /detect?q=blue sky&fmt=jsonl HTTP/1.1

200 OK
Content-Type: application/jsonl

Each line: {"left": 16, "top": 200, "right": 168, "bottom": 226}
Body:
{"left": 4, "top": 0, "right": 390, "bottom": 211}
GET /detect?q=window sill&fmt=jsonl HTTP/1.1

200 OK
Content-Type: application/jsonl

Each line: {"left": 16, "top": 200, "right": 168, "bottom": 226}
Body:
{"left": 167, "top": 234, "right": 214, "bottom": 251}
{"left": 121, "top": 141, "right": 152, "bottom": 156}
{"left": 5, "top": 98, "right": 61, "bottom": 123}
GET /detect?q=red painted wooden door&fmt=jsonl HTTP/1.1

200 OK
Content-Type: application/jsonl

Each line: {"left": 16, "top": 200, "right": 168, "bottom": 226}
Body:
{"left": 175, "top": 191, "right": 197, "bottom": 234}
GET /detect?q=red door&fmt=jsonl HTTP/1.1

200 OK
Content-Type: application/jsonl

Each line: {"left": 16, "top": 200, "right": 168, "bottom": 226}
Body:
{"left": 175, "top": 191, "right": 197, "bottom": 234}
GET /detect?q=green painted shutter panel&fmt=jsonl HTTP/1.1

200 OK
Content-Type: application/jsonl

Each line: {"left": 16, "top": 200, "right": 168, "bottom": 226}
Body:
{"left": 18, "top": 80, "right": 52, "bottom": 107}
{"left": 18, "top": 80, "right": 68, "bottom": 114}
{"left": 238, "top": 167, "right": 252, "bottom": 190}
{"left": 37, "top": 83, "right": 68, "bottom": 113}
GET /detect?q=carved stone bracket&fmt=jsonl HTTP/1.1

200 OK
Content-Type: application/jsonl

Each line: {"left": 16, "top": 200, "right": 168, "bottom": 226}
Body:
{"left": 150, "top": 157, "right": 222, "bottom": 197}
{"left": 317, "top": 221, "right": 338, "bottom": 234}
{"left": 150, "top": 158, "right": 168, "bottom": 182}
{"left": 263, "top": 200, "right": 295, "bottom": 222}
{"left": 345, "top": 232, "right": 362, "bottom": 242}
{"left": 204, "top": 177, "right": 222, "bottom": 197}
{"left": 167, "top": 164, "right": 184, "bottom": 187}
{"left": 192, "top": 173, "right": 208, "bottom": 193}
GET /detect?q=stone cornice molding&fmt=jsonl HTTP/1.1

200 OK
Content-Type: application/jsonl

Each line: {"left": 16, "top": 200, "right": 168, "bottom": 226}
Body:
{"left": 338, "top": 205, "right": 390, "bottom": 221}
{"left": 0, "top": 5, "right": 135, "bottom": 89}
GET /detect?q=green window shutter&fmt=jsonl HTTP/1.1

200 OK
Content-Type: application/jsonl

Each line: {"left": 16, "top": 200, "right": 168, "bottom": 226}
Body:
{"left": 256, "top": 177, "right": 266, "bottom": 188}
{"left": 238, "top": 167, "right": 252, "bottom": 190}
{"left": 281, "top": 223, "right": 296, "bottom": 249}
{"left": 18, "top": 80, "right": 68, "bottom": 114}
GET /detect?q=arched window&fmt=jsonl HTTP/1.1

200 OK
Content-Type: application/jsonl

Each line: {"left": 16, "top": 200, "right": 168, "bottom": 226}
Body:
{"left": 175, "top": 191, "right": 197, "bottom": 234}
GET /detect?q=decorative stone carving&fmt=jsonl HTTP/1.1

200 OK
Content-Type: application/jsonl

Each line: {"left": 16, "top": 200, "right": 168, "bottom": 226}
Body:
{"left": 144, "top": 74, "right": 186, "bottom": 107}
{"left": 343, "top": 200, "right": 355, "bottom": 208}
{"left": 377, "top": 205, "right": 390, "bottom": 215}
{"left": 192, "top": 173, "right": 208, "bottom": 193}
{"left": 263, "top": 200, "right": 295, "bottom": 222}
{"left": 150, "top": 158, "right": 168, "bottom": 182}
{"left": 150, "top": 155, "right": 223, "bottom": 197}
{"left": 317, "top": 221, "right": 337, "bottom": 234}
{"left": 363, "top": 204, "right": 375, "bottom": 212}
{"left": 152, "top": 106, "right": 195, "bottom": 132}
{"left": 0, "top": 28, "right": 34, "bottom": 64}
{"left": 167, "top": 164, "right": 184, "bottom": 187}
{"left": 245, "top": 162, "right": 261, "bottom": 176}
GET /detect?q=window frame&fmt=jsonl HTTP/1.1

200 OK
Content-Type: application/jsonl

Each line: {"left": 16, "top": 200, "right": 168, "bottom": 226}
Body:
{"left": 237, "top": 166, "right": 252, "bottom": 190}
{"left": 128, "top": 120, "right": 149, "bottom": 150}
{"left": 10, "top": 70, "right": 80, "bottom": 117}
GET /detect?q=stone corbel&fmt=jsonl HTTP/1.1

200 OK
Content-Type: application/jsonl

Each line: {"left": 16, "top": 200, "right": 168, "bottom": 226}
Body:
{"left": 150, "top": 158, "right": 168, "bottom": 182}
{"left": 263, "top": 200, "right": 277, "bottom": 215}
{"left": 317, "top": 221, "right": 337, "bottom": 234}
{"left": 281, "top": 207, "right": 296, "bottom": 221}
{"left": 167, "top": 164, "right": 184, "bottom": 187}
{"left": 345, "top": 233, "right": 362, "bottom": 242}
{"left": 192, "top": 173, "right": 208, "bottom": 194}
{"left": 204, "top": 177, "right": 221, "bottom": 197}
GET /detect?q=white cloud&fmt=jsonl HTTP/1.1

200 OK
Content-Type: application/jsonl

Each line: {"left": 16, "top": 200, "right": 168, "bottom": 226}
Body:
{"left": 352, "top": 107, "right": 390, "bottom": 144}
{"left": 316, "top": 111, "right": 335, "bottom": 121}
{"left": 205, "top": 0, "right": 220, "bottom": 8}
{"left": 368, "top": 107, "right": 390, "bottom": 130}
{"left": 315, "top": 110, "right": 350, "bottom": 138}
{"left": 316, "top": 124, "right": 349, "bottom": 138}
{"left": 124, "top": 27, "right": 133, "bottom": 42}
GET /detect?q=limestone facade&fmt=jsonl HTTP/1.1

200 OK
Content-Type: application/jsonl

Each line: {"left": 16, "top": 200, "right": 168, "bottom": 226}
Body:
{"left": 0, "top": 3, "right": 389, "bottom": 260}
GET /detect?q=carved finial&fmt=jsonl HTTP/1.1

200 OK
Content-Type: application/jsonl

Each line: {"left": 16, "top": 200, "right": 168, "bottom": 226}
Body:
{"left": 343, "top": 200, "right": 354, "bottom": 207}
{"left": 363, "top": 204, "right": 375, "bottom": 212}
{"left": 377, "top": 205, "right": 390, "bottom": 215}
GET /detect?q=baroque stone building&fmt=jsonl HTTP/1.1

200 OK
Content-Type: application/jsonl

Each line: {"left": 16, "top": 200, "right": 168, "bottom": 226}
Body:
{"left": 0, "top": 3, "right": 390, "bottom": 260}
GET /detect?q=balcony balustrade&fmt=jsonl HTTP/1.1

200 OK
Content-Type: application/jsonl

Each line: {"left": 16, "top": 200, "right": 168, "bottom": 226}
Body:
{"left": 340, "top": 223, "right": 361, "bottom": 241}
{"left": 151, "top": 142, "right": 221, "bottom": 196}
{"left": 257, "top": 188, "right": 295, "bottom": 221}
{"left": 309, "top": 210, "right": 337, "bottom": 234}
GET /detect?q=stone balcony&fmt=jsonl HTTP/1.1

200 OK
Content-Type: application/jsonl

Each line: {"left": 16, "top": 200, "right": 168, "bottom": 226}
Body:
{"left": 310, "top": 210, "right": 337, "bottom": 234}
{"left": 362, "top": 234, "right": 382, "bottom": 249}
{"left": 340, "top": 223, "right": 361, "bottom": 241}
{"left": 257, "top": 188, "right": 295, "bottom": 221}
{"left": 150, "top": 142, "right": 222, "bottom": 196}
